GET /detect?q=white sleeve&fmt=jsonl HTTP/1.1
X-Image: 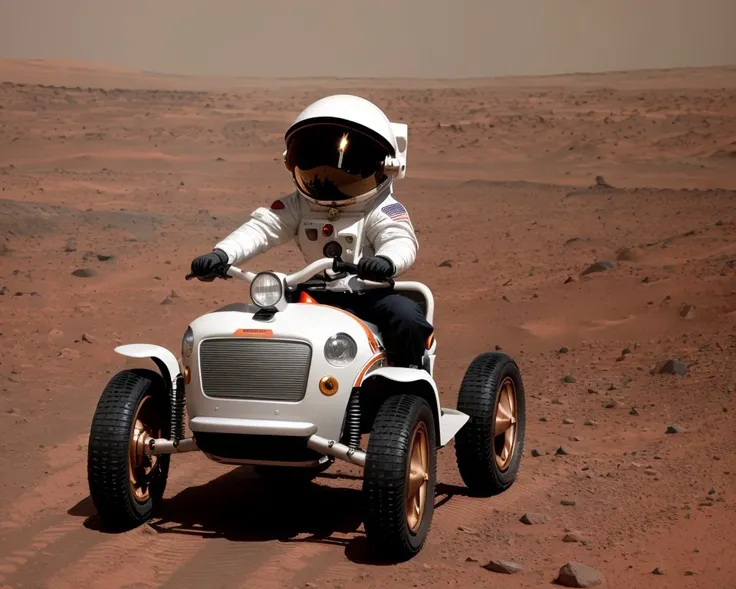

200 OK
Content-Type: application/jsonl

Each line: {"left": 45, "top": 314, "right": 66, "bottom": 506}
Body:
{"left": 214, "top": 193, "right": 301, "bottom": 265}
{"left": 365, "top": 197, "right": 419, "bottom": 277}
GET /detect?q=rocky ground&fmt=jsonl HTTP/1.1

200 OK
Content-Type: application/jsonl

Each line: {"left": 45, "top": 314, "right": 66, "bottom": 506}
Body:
{"left": 0, "top": 60, "right": 735, "bottom": 588}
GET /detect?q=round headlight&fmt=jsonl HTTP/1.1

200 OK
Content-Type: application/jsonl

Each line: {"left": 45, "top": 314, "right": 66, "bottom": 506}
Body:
{"left": 182, "top": 326, "right": 194, "bottom": 358}
{"left": 250, "top": 272, "right": 283, "bottom": 307}
{"left": 324, "top": 333, "right": 358, "bottom": 367}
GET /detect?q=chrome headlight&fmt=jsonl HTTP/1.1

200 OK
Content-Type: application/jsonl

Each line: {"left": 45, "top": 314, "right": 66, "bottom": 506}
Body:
{"left": 250, "top": 272, "right": 283, "bottom": 307}
{"left": 182, "top": 326, "right": 194, "bottom": 358}
{"left": 324, "top": 333, "right": 358, "bottom": 367}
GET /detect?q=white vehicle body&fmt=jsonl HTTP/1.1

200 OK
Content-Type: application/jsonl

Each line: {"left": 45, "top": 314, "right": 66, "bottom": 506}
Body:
{"left": 115, "top": 258, "right": 469, "bottom": 468}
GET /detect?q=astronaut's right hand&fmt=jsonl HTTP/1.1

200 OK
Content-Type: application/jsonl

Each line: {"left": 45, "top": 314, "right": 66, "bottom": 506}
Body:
{"left": 188, "top": 248, "right": 229, "bottom": 281}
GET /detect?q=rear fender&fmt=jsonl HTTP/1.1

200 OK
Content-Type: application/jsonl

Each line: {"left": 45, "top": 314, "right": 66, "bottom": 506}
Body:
{"left": 115, "top": 344, "right": 181, "bottom": 387}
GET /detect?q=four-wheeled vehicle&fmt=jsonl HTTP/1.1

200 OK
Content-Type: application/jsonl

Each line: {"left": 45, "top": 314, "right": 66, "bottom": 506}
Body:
{"left": 86, "top": 256, "right": 525, "bottom": 561}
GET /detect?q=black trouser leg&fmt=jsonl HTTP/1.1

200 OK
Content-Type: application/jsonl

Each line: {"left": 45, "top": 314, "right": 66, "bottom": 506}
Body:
{"left": 355, "top": 292, "right": 434, "bottom": 368}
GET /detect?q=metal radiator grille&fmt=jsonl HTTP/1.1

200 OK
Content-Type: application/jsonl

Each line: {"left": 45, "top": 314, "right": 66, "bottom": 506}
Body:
{"left": 199, "top": 338, "right": 311, "bottom": 401}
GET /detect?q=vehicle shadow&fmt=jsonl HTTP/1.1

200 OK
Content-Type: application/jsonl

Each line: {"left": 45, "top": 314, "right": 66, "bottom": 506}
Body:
{"left": 68, "top": 467, "right": 473, "bottom": 566}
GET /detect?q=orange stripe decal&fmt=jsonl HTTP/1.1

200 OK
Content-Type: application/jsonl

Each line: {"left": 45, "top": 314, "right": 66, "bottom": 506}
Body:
{"left": 354, "top": 352, "right": 388, "bottom": 387}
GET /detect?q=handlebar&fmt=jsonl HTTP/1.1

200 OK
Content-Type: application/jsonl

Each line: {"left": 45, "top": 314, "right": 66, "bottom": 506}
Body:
{"left": 185, "top": 257, "right": 394, "bottom": 288}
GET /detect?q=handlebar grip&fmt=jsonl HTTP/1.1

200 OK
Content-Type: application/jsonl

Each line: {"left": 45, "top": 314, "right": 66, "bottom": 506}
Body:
{"left": 332, "top": 259, "right": 358, "bottom": 274}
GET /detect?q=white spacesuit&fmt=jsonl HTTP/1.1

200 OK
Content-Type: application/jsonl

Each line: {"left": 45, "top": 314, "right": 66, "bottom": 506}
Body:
{"left": 189, "top": 94, "right": 434, "bottom": 368}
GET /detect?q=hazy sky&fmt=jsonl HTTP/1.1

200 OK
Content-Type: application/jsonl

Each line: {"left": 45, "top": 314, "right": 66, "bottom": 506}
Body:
{"left": 1, "top": 0, "right": 735, "bottom": 78}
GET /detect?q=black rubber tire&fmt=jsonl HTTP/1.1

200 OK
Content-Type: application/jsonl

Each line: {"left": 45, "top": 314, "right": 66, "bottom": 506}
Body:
{"left": 454, "top": 352, "right": 526, "bottom": 496}
{"left": 363, "top": 394, "right": 437, "bottom": 562}
{"left": 87, "top": 369, "right": 171, "bottom": 529}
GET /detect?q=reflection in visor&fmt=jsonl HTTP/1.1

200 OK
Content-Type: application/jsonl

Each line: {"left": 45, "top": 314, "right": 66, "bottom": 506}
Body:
{"left": 286, "top": 124, "right": 388, "bottom": 202}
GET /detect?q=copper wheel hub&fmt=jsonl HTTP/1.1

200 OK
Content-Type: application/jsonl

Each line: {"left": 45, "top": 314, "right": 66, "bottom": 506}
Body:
{"left": 405, "top": 421, "right": 430, "bottom": 534}
{"left": 128, "top": 396, "right": 161, "bottom": 503}
{"left": 493, "top": 377, "right": 518, "bottom": 470}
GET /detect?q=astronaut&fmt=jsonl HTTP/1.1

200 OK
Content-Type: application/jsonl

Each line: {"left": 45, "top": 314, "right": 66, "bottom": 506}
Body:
{"left": 188, "top": 94, "right": 434, "bottom": 369}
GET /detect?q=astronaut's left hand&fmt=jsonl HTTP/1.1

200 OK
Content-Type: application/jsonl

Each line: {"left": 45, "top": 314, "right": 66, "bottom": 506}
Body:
{"left": 357, "top": 255, "right": 395, "bottom": 282}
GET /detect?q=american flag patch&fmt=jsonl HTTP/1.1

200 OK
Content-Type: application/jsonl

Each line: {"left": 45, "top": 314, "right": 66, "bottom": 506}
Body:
{"left": 381, "top": 202, "right": 410, "bottom": 222}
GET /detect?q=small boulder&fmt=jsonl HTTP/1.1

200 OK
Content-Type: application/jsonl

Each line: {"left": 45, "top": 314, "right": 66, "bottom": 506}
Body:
{"left": 71, "top": 268, "right": 97, "bottom": 278}
{"left": 58, "top": 348, "right": 81, "bottom": 360}
{"left": 554, "top": 561, "right": 604, "bottom": 587}
{"left": 653, "top": 359, "right": 687, "bottom": 376}
{"left": 581, "top": 261, "right": 616, "bottom": 276}
{"left": 616, "top": 247, "right": 645, "bottom": 262}
{"left": 679, "top": 303, "right": 696, "bottom": 319}
{"left": 666, "top": 424, "right": 685, "bottom": 434}
{"left": 482, "top": 559, "right": 523, "bottom": 574}
{"left": 519, "top": 513, "right": 548, "bottom": 525}
{"left": 563, "top": 531, "right": 585, "bottom": 543}
{"left": 64, "top": 237, "right": 77, "bottom": 252}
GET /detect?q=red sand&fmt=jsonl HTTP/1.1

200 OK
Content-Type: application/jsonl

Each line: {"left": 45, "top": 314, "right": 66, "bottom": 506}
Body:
{"left": 0, "top": 59, "right": 735, "bottom": 589}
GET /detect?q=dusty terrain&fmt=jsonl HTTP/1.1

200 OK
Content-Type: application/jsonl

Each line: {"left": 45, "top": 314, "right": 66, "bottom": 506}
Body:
{"left": 1, "top": 60, "right": 735, "bottom": 589}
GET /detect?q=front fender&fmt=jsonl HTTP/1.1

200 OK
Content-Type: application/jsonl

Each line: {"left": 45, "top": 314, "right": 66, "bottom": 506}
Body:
{"left": 115, "top": 344, "right": 181, "bottom": 386}
{"left": 363, "top": 367, "right": 469, "bottom": 447}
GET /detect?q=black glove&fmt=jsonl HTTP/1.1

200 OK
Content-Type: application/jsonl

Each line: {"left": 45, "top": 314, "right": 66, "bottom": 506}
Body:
{"left": 357, "top": 255, "right": 395, "bottom": 282}
{"left": 190, "top": 248, "right": 229, "bottom": 281}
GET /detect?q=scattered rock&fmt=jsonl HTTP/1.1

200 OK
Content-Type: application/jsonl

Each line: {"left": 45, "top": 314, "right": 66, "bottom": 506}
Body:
{"left": 438, "top": 260, "right": 453, "bottom": 268}
{"left": 595, "top": 175, "right": 612, "bottom": 188}
{"left": 561, "top": 498, "right": 576, "bottom": 506}
{"left": 587, "top": 388, "right": 598, "bottom": 394}
{"left": 621, "top": 347, "right": 632, "bottom": 355}
{"left": 580, "top": 261, "right": 616, "bottom": 276}
{"left": 562, "top": 375, "right": 577, "bottom": 384}
{"left": 465, "top": 556, "right": 479, "bottom": 563}
{"left": 563, "top": 418, "right": 575, "bottom": 424}
{"left": 161, "top": 296, "right": 174, "bottom": 305}
{"left": 81, "top": 332, "right": 97, "bottom": 344}
{"left": 564, "top": 276, "right": 576, "bottom": 284}
{"left": 616, "top": 247, "right": 645, "bottom": 262}
{"left": 653, "top": 359, "right": 687, "bottom": 376}
{"left": 563, "top": 532, "right": 585, "bottom": 543}
{"left": 666, "top": 424, "right": 685, "bottom": 434}
{"left": 519, "top": 513, "right": 548, "bottom": 525}
{"left": 556, "top": 446, "right": 572, "bottom": 456}
{"left": 482, "top": 559, "right": 523, "bottom": 574}
{"left": 585, "top": 418, "right": 598, "bottom": 426}
{"left": 604, "top": 399, "right": 618, "bottom": 409}
{"left": 558, "top": 346, "right": 569, "bottom": 354}
{"left": 554, "top": 561, "right": 604, "bottom": 587}
{"left": 71, "top": 268, "right": 97, "bottom": 278}
{"left": 64, "top": 237, "right": 77, "bottom": 252}
{"left": 58, "top": 348, "right": 81, "bottom": 359}
{"left": 8, "top": 372, "right": 22, "bottom": 384}
{"left": 629, "top": 407, "right": 639, "bottom": 416}
{"left": 531, "top": 448, "right": 548, "bottom": 457}
{"left": 97, "top": 254, "right": 115, "bottom": 262}
{"left": 48, "top": 328, "right": 64, "bottom": 338}
{"left": 552, "top": 397, "right": 564, "bottom": 405}
{"left": 679, "top": 303, "right": 696, "bottom": 319}
{"left": 684, "top": 571, "right": 695, "bottom": 576}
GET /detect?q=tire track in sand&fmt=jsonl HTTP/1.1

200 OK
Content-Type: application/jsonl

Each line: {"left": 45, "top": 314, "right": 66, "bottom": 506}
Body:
{"left": 0, "top": 449, "right": 228, "bottom": 588}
